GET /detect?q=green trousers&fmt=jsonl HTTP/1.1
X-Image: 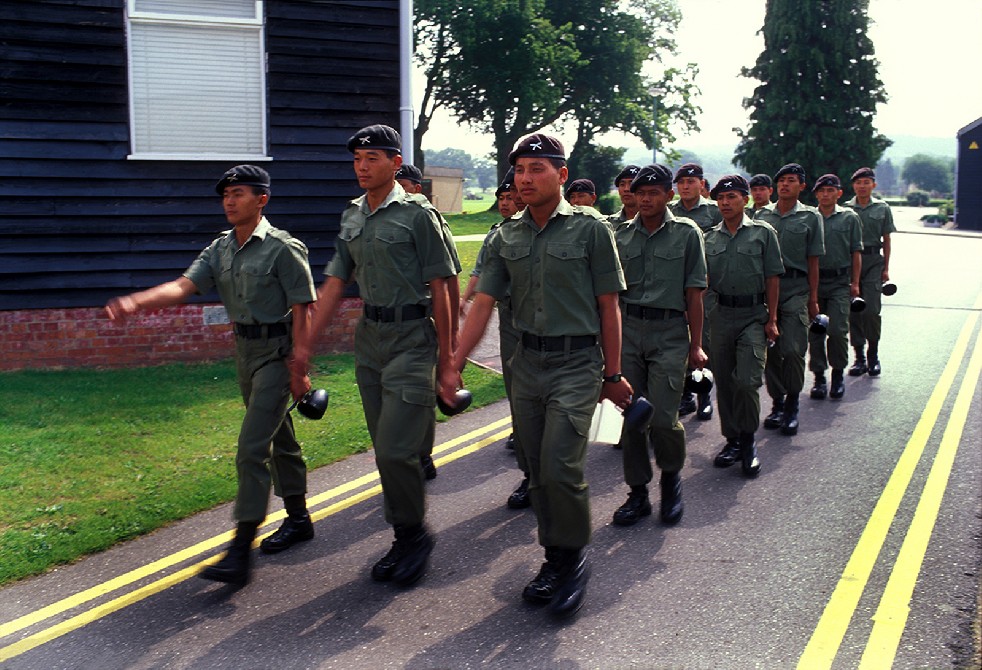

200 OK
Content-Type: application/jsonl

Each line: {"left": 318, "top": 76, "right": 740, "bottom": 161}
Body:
{"left": 234, "top": 333, "right": 307, "bottom": 523}
{"left": 765, "top": 276, "right": 809, "bottom": 399}
{"left": 510, "top": 341, "right": 603, "bottom": 549}
{"left": 498, "top": 301, "right": 526, "bottom": 474}
{"left": 709, "top": 305, "right": 768, "bottom": 440}
{"left": 355, "top": 317, "right": 437, "bottom": 528}
{"left": 809, "top": 276, "right": 851, "bottom": 373}
{"left": 850, "top": 253, "right": 885, "bottom": 353}
{"left": 619, "top": 313, "right": 688, "bottom": 485}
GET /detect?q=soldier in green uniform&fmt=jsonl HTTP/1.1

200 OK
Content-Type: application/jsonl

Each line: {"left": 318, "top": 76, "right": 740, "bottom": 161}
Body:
{"left": 747, "top": 174, "right": 774, "bottom": 216}
{"left": 670, "top": 163, "right": 722, "bottom": 420}
{"left": 460, "top": 168, "right": 530, "bottom": 509}
{"left": 396, "top": 163, "right": 462, "bottom": 481}
{"left": 754, "top": 163, "right": 825, "bottom": 436}
{"left": 844, "top": 167, "right": 895, "bottom": 376}
{"left": 809, "top": 174, "right": 863, "bottom": 400}
{"left": 293, "top": 125, "right": 457, "bottom": 587}
{"left": 606, "top": 165, "right": 641, "bottom": 228}
{"left": 105, "top": 165, "right": 318, "bottom": 586}
{"left": 611, "top": 164, "right": 707, "bottom": 527}
{"left": 704, "top": 175, "right": 783, "bottom": 477}
{"left": 444, "top": 133, "right": 631, "bottom": 618}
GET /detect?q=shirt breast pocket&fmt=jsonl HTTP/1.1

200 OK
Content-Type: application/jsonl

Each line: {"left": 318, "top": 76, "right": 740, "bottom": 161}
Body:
{"left": 241, "top": 262, "right": 276, "bottom": 303}
{"left": 375, "top": 226, "right": 415, "bottom": 268}
{"left": 652, "top": 246, "right": 684, "bottom": 276}
{"left": 545, "top": 243, "right": 587, "bottom": 289}
{"left": 618, "top": 245, "right": 644, "bottom": 287}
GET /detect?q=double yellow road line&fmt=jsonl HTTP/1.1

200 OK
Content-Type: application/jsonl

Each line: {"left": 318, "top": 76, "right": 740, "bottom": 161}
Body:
{"left": 798, "top": 296, "right": 982, "bottom": 669}
{"left": 0, "top": 418, "right": 512, "bottom": 663}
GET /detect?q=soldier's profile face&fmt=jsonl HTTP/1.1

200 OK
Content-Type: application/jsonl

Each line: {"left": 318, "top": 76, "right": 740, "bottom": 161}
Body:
{"left": 675, "top": 176, "right": 702, "bottom": 201}
{"left": 853, "top": 177, "right": 876, "bottom": 198}
{"left": 353, "top": 149, "right": 400, "bottom": 192}
{"left": 222, "top": 185, "right": 266, "bottom": 228}
{"left": 617, "top": 179, "right": 636, "bottom": 207}
{"left": 634, "top": 185, "right": 673, "bottom": 217}
{"left": 397, "top": 178, "right": 422, "bottom": 194}
{"left": 514, "top": 157, "right": 566, "bottom": 207}
{"left": 815, "top": 186, "right": 841, "bottom": 207}
{"left": 750, "top": 185, "right": 773, "bottom": 206}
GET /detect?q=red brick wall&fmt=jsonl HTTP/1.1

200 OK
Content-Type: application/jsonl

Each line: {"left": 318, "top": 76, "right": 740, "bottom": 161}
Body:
{"left": 0, "top": 300, "right": 362, "bottom": 371}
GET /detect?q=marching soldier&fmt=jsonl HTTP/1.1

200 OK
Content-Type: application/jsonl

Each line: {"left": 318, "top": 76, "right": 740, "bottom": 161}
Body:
{"left": 611, "top": 164, "right": 707, "bottom": 526}
{"left": 704, "top": 176, "right": 783, "bottom": 476}
{"left": 747, "top": 174, "right": 774, "bottom": 216}
{"left": 754, "top": 163, "right": 824, "bottom": 436}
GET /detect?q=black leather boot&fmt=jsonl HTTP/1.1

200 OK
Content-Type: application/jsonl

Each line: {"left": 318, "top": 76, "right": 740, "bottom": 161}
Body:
{"left": 507, "top": 475, "right": 531, "bottom": 509}
{"left": 810, "top": 373, "right": 827, "bottom": 399}
{"left": 659, "top": 471, "right": 683, "bottom": 525}
{"left": 829, "top": 369, "right": 845, "bottom": 398}
{"left": 713, "top": 439, "right": 741, "bottom": 467}
{"left": 260, "top": 513, "right": 314, "bottom": 554}
{"left": 612, "top": 485, "right": 652, "bottom": 526}
{"left": 739, "top": 432, "right": 761, "bottom": 477}
{"left": 200, "top": 521, "right": 257, "bottom": 586}
{"left": 678, "top": 391, "right": 697, "bottom": 416}
{"left": 780, "top": 394, "right": 800, "bottom": 436}
{"left": 867, "top": 347, "right": 881, "bottom": 376}
{"left": 420, "top": 454, "right": 437, "bottom": 480}
{"left": 372, "top": 524, "right": 435, "bottom": 586}
{"left": 848, "top": 348, "right": 868, "bottom": 376}
{"left": 696, "top": 392, "right": 713, "bottom": 420}
{"left": 523, "top": 547, "right": 590, "bottom": 618}
{"left": 763, "top": 397, "right": 785, "bottom": 429}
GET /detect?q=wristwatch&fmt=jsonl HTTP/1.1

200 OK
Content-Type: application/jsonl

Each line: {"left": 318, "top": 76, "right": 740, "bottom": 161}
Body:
{"left": 603, "top": 373, "right": 623, "bottom": 383}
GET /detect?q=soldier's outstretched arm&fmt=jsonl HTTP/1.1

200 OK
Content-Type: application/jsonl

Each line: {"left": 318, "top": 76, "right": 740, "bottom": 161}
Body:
{"left": 104, "top": 276, "right": 196, "bottom": 322}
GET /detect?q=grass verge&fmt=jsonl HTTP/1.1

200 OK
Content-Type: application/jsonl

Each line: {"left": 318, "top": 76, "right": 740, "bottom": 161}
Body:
{"left": 0, "top": 354, "right": 504, "bottom": 586}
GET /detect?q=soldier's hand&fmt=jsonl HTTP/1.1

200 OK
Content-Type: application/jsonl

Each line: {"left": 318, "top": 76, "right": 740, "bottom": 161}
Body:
{"left": 765, "top": 320, "right": 780, "bottom": 343}
{"left": 881, "top": 269, "right": 890, "bottom": 283}
{"left": 437, "top": 366, "right": 462, "bottom": 407}
{"left": 850, "top": 282, "right": 861, "bottom": 298}
{"left": 105, "top": 295, "right": 138, "bottom": 322}
{"left": 601, "top": 378, "right": 634, "bottom": 409}
{"left": 291, "top": 374, "right": 312, "bottom": 402}
{"left": 689, "top": 344, "right": 708, "bottom": 369}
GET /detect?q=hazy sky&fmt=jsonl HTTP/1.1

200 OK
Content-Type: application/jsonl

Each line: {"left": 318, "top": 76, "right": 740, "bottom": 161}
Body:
{"left": 413, "top": 0, "right": 982, "bottom": 156}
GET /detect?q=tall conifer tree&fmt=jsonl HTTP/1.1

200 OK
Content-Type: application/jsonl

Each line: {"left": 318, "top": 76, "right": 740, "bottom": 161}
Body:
{"left": 735, "top": 0, "right": 891, "bottom": 197}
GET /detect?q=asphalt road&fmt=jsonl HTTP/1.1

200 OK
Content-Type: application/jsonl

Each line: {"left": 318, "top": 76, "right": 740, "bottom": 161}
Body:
{"left": 1, "top": 212, "right": 980, "bottom": 669}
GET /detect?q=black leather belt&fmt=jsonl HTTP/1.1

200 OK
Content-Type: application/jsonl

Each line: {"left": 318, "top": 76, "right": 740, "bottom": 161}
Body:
{"left": 234, "top": 322, "right": 289, "bottom": 339}
{"left": 716, "top": 293, "right": 765, "bottom": 308}
{"left": 363, "top": 304, "right": 427, "bottom": 322}
{"left": 819, "top": 267, "right": 850, "bottom": 279}
{"left": 521, "top": 333, "right": 596, "bottom": 352}
{"left": 781, "top": 268, "right": 807, "bottom": 279}
{"left": 624, "top": 304, "right": 684, "bottom": 320}
{"left": 860, "top": 245, "right": 882, "bottom": 255}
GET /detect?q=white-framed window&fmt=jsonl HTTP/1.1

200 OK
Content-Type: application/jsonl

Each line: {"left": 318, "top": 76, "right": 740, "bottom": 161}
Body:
{"left": 126, "top": 0, "right": 269, "bottom": 161}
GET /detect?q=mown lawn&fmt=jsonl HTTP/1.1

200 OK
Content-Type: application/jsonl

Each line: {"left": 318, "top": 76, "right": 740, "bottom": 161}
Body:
{"left": 0, "top": 355, "right": 504, "bottom": 586}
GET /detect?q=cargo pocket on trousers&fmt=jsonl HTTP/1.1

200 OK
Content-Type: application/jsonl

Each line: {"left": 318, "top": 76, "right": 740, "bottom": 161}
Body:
{"left": 568, "top": 411, "right": 593, "bottom": 440}
{"left": 402, "top": 385, "right": 436, "bottom": 409}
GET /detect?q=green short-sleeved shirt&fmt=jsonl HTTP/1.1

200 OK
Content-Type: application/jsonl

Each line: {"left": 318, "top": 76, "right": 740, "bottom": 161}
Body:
{"left": 406, "top": 192, "right": 462, "bottom": 274}
{"left": 470, "top": 221, "right": 503, "bottom": 278}
{"left": 184, "top": 216, "right": 316, "bottom": 324}
{"left": 325, "top": 183, "right": 457, "bottom": 307}
{"left": 669, "top": 196, "right": 723, "bottom": 231}
{"left": 614, "top": 210, "right": 707, "bottom": 312}
{"left": 704, "top": 216, "right": 785, "bottom": 295}
{"left": 606, "top": 207, "right": 631, "bottom": 230}
{"left": 754, "top": 201, "right": 826, "bottom": 273}
{"left": 843, "top": 196, "right": 896, "bottom": 247}
{"left": 477, "top": 200, "right": 625, "bottom": 336}
{"left": 819, "top": 205, "right": 864, "bottom": 269}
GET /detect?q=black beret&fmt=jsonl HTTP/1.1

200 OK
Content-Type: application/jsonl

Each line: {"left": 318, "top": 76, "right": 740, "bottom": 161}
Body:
{"left": 851, "top": 166, "right": 876, "bottom": 182}
{"left": 614, "top": 165, "right": 641, "bottom": 186}
{"left": 749, "top": 173, "right": 773, "bottom": 188}
{"left": 215, "top": 164, "right": 270, "bottom": 195}
{"left": 508, "top": 133, "right": 566, "bottom": 165}
{"left": 630, "top": 164, "right": 674, "bottom": 191}
{"left": 346, "top": 124, "right": 402, "bottom": 154}
{"left": 673, "top": 163, "right": 704, "bottom": 182}
{"left": 565, "top": 178, "right": 596, "bottom": 196}
{"left": 395, "top": 164, "right": 423, "bottom": 184}
{"left": 812, "top": 173, "right": 842, "bottom": 191}
{"left": 774, "top": 163, "right": 806, "bottom": 182}
{"left": 495, "top": 168, "right": 516, "bottom": 197}
{"left": 709, "top": 175, "right": 751, "bottom": 199}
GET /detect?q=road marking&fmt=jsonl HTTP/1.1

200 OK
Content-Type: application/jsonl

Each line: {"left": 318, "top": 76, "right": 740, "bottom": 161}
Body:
{"left": 0, "top": 417, "right": 512, "bottom": 662}
{"left": 797, "top": 308, "right": 980, "bottom": 669}
{"left": 858, "top": 323, "right": 982, "bottom": 668}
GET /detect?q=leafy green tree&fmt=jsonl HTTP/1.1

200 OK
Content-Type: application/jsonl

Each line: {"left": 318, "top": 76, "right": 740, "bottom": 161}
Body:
{"left": 901, "top": 154, "right": 953, "bottom": 195}
{"left": 735, "top": 0, "right": 891, "bottom": 201}
{"left": 414, "top": 0, "right": 700, "bottom": 181}
{"left": 567, "top": 144, "right": 627, "bottom": 196}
